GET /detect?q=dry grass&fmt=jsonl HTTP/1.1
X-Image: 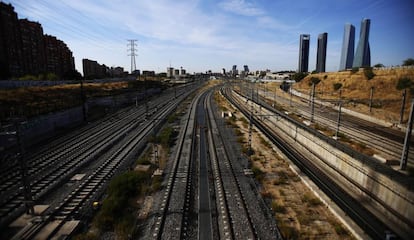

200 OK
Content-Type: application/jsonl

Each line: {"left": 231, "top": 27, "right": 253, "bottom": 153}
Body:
{"left": 295, "top": 68, "right": 414, "bottom": 122}
{"left": 214, "top": 90, "right": 354, "bottom": 240}
{"left": 0, "top": 81, "right": 159, "bottom": 121}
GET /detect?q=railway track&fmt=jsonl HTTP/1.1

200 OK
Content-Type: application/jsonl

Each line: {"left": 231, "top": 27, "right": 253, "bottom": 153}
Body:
{"left": 205, "top": 89, "right": 256, "bottom": 239}
{"left": 222, "top": 86, "right": 399, "bottom": 239}
{"left": 11, "top": 94, "right": 182, "bottom": 240}
{"left": 208, "top": 89, "right": 282, "bottom": 240}
{"left": 0, "top": 94, "right": 169, "bottom": 227}
{"left": 0, "top": 84, "right": 199, "bottom": 237}
{"left": 151, "top": 87, "right": 200, "bottom": 240}
{"left": 253, "top": 84, "right": 413, "bottom": 165}
{"left": 151, "top": 87, "right": 280, "bottom": 239}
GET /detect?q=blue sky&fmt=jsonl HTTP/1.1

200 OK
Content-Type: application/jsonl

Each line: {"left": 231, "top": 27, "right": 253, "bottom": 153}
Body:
{"left": 5, "top": 0, "right": 414, "bottom": 74}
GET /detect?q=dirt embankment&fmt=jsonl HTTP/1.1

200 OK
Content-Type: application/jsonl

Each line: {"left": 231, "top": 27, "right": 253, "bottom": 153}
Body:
{"left": 294, "top": 68, "right": 414, "bottom": 123}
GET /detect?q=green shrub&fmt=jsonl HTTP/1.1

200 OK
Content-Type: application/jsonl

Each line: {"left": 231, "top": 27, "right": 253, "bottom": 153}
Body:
{"left": 157, "top": 126, "right": 178, "bottom": 147}
{"left": 252, "top": 166, "right": 265, "bottom": 182}
{"left": 167, "top": 113, "right": 178, "bottom": 123}
{"left": 333, "top": 83, "right": 343, "bottom": 91}
{"left": 301, "top": 192, "right": 322, "bottom": 206}
{"left": 271, "top": 201, "right": 287, "bottom": 213}
{"left": 18, "top": 74, "right": 38, "bottom": 80}
{"left": 259, "top": 136, "right": 271, "bottom": 148}
{"left": 96, "top": 171, "right": 150, "bottom": 229}
{"left": 334, "top": 223, "right": 348, "bottom": 235}
{"left": 351, "top": 67, "right": 359, "bottom": 74}
{"left": 363, "top": 67, "right": 375, "bottom": 80}
{"left": 278, "top": 222, "right": 299, "bottom": 239}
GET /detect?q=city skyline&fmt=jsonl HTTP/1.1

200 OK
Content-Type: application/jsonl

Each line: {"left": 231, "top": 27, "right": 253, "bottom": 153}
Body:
{"left": 3, "top": 0, "right": 414, "bottom": 74}
{"left": 339, "top": 23, "right": 355, "bottom": 70}
{"left": 316, "top": 32, "right": 328, "bottom": 72}
{"left": 353, "top": 18, "right": 371, "bottom": 68}
{"left": 298, "top": 34, "right": 310, "bottom": 73}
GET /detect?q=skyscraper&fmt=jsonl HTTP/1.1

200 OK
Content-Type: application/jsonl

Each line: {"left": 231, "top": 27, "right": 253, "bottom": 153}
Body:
{"left": 339, "top": 24, "right": 355, "bottom": 70}
{"left": 316, "top": 33, "right": 328, "bottom": 72}
{"left": 298, "top": 34, "right": 310, "bottom": 72}
{"left": 353, "top": 19, "right": 371, "bottom": 68}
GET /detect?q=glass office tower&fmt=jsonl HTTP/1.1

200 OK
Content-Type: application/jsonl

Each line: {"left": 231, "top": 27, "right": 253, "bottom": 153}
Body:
{"left": 339, "top": 23, "right": 355, "bottom": 70}
{"left": 298, "top": 34, "right": 310, "bottom": 72}
{"left": 353, "top": 19, "right": 371, "bottom": 68}
{"left": 316, "top": 32, "right": 328, "bottom": 72}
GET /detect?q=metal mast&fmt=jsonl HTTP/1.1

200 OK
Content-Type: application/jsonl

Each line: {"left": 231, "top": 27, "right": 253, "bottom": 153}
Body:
{"left": 127, "top": 39, "right": 138, "bottom": 73}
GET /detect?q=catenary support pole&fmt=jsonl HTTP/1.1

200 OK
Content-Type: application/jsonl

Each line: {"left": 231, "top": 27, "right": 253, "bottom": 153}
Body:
{"left": 400, "top": 99, "right": 414, "bottom": 170}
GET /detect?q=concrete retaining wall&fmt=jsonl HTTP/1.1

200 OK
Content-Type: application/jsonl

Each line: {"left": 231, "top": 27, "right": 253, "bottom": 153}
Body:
{"left": 234, "top": 91, "right": 414, "bottom": 238}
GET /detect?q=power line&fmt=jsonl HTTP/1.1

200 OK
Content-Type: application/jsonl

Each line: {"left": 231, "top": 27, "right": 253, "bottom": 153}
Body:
{"left": 127, "top": 39, "right": 138, "bottom": 73}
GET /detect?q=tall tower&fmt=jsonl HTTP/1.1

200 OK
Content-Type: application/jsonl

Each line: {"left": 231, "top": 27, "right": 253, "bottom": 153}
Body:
{"left": 298, "top": 34, "right": 310, "bottom": 72}
{"left": 127, "top": 39, "right": 138, "bottom": 74}
{"left": 316, "top": 32, "right": 328, "bottom": 73}
{"left": 353, "top": 19, "right": 371, "bottom": 68}
{"left": 339, "top": 24, "right": 355, "bottom": 70}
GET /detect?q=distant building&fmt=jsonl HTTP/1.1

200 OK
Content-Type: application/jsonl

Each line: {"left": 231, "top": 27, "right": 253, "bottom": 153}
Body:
{"left": 316, "top": 33, "right": 328, "bottom": 72}
{"left": 110, "top": 66, "right": 125, "bottom": 77}
{"left": 82, "top": 58, "right": 107, "bottom": 79}
{"left": 44, "top": 35, "right": 75, "bottom": 78}
{"left": 339, "top": 23, "right": 355, "bottom": 70}
{"left": 0, "top": 2, "right": 75, "bottom": 79}
{"left": 353, "top": 19, "right": 371, "bottom": 68}
{"left": 19, "top": 19, "right": 46, "bottom": 76}
{"left": 174, "top": 69, "right": 180, "bottom": 76}
{"left": 232, "top": 65, "right": 238, "bottom": 77}
{"left": 222, "top": 68, "right": 226, "bottom": 75}
{"left": 0, "top": 2, "right": 23, "bottom": 78}
{"left": 167, "top": 67, "right": 174, "bottom": 78}
{"left": 298, "top": 34, "right": 310, "bottom": 72}
{"left": 180, "top": 68, "right": 186, "bottom": 76}
{"left": 243, "top": 65, "right": 249, "bottom": 73}
{"left": 142, "top": 70, "right": 155, "bottom": 77}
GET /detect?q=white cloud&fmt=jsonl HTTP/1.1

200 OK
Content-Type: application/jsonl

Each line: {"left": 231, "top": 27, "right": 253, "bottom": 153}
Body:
{"left": 219, "top": 0, "right": 265, "bottom": 16}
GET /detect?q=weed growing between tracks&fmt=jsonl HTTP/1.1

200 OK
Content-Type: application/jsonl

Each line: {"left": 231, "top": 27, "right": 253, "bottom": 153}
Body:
{"left": 215, "top": 90, "right": 354, "bottom": 239}
{"left": 74, "top": 110, "right": 180, "bottom": 239}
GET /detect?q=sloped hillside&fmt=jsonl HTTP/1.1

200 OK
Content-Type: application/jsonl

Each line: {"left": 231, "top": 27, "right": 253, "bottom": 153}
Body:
{"left": 294, "top": 68, "right": 414, "bottom": 123}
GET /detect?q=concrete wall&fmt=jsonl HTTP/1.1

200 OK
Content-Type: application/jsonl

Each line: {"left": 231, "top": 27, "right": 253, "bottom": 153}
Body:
{"left": 233, "top": 90, "right": 414, "bottom": 238}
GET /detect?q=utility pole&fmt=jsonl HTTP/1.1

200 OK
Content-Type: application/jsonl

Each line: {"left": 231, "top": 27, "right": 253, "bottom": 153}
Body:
{"left": 400, "top": 89, "right": 407, "bottom": 124}
{"left": 15, "top": 121, "right": 34, "bottom": 215}
{"left": 127, "top": 39, "right": 138, "bottom": 74}
{"left": 248, "top": 87, "right": 253, "bottom": 155}
{"left": 310, "top": 83, "right": 316, "bottom": 122}
{"left": 400, "top": 99, "right": 414, "bottom": 170}
{"left": 369, "top": 86, "right": 374, "bottom": 113}
{"left": 335, "top": 102, "right": 342, "bottom": 140}
{"left": 80, "top": 78, "right": 86, "bottom": 121}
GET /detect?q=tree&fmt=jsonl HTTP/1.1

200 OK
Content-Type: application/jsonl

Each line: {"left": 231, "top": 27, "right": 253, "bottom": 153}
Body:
{"left": 46, "top": 73, "right": 59, "bottom": 81}
{"left": 292, "top": 72, "right": 308, "bottom": 82}
{"left": 350, "top": 67, "right": 359, "bottom": 74}
{"left": 333, "top": 83, "right": 343, "bottom": 91}
{"left": 402, "top": 58, "right": 414, "bottom": 66}
{"left": 363, "top": 67, "right": 375, "bottom": 80}
{"left": 396, "top": 77, "right": 412, "bottom": 91}
{"left": 309, "top": 77, "right": 321, "bottom": 86}
{"left": 374, "top": 63, "right": 385, "bottom": 68}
